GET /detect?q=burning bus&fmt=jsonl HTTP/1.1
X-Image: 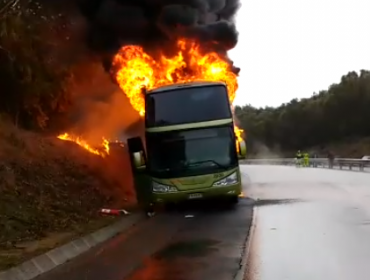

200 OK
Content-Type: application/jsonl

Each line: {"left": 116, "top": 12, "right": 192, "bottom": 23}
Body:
{"left": 127, "top": 81, "right": 246, "bottom": 209}
{"left": 57, "top": 36, "right": 245, "bottom": 209}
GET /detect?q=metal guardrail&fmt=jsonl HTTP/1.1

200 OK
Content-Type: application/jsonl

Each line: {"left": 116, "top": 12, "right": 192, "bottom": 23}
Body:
{"left": 240, "top": 158, "right": 370, "bottom": 171}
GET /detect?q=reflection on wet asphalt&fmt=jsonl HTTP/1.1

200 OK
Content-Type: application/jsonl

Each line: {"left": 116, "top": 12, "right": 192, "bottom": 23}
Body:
{"left": 124, "top": 199, "right": 253, "bottom": 280}
{"left": 244, "top": 165, "right": 370, "bottom": 280}
{"left": 35, "top": 193, "right": 253, "bottom": 280}
{"left": 35, "top": 165, "right": 370, "bottom": 280}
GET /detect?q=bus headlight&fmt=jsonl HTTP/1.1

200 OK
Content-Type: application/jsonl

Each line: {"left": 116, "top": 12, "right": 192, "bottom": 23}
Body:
{"left": 152, "top": 181, "right": 178, "bottom": 193}
{"left": 213, "top": 172, "right": 238, "bottom": 187}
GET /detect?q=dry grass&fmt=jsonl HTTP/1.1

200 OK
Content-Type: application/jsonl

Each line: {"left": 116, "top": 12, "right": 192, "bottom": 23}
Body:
{"left": 0, "top": 0, "right": 140, "bottom": 270}
{"left": 0, "top": 119, "right": 137, "bottom": 270}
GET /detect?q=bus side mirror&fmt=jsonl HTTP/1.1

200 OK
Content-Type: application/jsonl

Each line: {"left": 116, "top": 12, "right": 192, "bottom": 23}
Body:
{"left": 238, "top": 140, "right": 247, "bottom": 158}
{"left": 132, "top": 151, "right": 146, "bottom": 170}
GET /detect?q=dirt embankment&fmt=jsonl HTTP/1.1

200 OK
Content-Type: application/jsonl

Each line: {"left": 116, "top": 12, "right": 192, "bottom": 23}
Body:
{"left": 0, "top": 119, "right": 136, "bottom": 270}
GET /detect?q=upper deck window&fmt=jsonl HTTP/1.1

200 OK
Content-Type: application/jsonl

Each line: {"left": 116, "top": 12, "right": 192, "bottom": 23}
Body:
{"left": 145, "top": 85, "right": 232, "bottom": 127}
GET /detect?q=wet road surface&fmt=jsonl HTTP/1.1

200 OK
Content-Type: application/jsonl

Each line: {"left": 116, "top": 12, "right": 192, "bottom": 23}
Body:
{"left": 244, "top": 165, "right": 370, "bottom": 280}
{"left": 35, "top": 165, "right": 370, "bottom": 280}
{"left": 35, "top": 176, "right": 253, "bottom": 280}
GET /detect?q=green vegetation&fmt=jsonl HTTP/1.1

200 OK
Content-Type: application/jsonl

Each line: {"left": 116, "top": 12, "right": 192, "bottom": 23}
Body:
{"left": 0, "top": 118, "right": 136, "bottom": 270}
{"left": 0, "top": 0, "right": 77, "bottom": 130}
{"left": 235, "top": 70, "right": 370, "bottom": 158}
{"left": 1, "top": 0, "right": 369, "bottom": 270}
{"left": 0, "top": 1, "right": 136, "bottom": 270}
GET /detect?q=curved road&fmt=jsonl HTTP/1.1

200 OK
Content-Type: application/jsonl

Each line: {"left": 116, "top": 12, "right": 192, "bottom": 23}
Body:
{"left": 245, "top": 165, "right": 370, "bottom": 280}
{"left": 35, "top": 165, "right": 370, "bottom": 280}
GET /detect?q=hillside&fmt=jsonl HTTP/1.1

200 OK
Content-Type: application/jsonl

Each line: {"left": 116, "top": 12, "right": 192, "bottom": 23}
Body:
{"left": 236, "top": 70, "right": 370, "bottom": 157}
{"left": 0, "top": 0, "right": 146, "bottom": 271}
{"left": 0, "top": 119, "right": 136, "bottom": 270}
{"left": 247, "top": 138, "right": 370, "bottom": 159}
{"left": 311, "top": 137, "right": 370, "bottom": 158}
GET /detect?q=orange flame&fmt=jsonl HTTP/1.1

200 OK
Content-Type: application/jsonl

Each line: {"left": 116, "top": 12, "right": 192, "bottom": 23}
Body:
{"left": 57, "top": 133, "right": 110, "bottom": 157}
{"left": 234, "top": 127, "right": 243, "bottom": 143}
{"left": 234, "top": 126, "right": 244, "bottom": 153}
{"left": 57, "top": 38, "right": 245, "bottom": 156}
{"left": 112, "top": 38, "right": 244, "bottom": 146}
{"left": 112, "top": 39, "right": 238, "bottom": 116}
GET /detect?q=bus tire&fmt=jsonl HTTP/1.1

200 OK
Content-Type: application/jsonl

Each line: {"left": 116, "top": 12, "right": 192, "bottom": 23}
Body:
{"left": 164, "top": 202, "right": 177, "bottom": 212}
{"left": 229, "top": 195, "right": 239, "bottom": 204}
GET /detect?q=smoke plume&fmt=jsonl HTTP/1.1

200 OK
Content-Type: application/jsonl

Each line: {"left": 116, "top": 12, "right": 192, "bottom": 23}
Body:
{"left": 54, "top": 0, "right": 241, "bottom": 142}
{"left": 77, "top": 0, "right": 241, "bottom": 75}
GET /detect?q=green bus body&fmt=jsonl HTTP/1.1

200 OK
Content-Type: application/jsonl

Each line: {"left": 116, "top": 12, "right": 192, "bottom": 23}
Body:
{"left": 127, "top": 81, "right": 246, "bottom": 207}
{"left": 151, "top": 166, "right": 242, "bottom": 204}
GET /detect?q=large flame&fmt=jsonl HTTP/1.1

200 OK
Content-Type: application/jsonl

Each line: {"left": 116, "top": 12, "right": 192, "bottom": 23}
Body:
{"left": 112, "top": 39, "right": 238, "bottom": 116}
{"left": 234, "top": 126, "right": 244, "bottom": 149}
{"left": 113, "top": 38, "right": 244, "bottom": 147}
{"left": 58, "top": 38, "right": 245, "bottom": 156}
{"left": 57, "top": 133, "right": 110, "bottom": 157}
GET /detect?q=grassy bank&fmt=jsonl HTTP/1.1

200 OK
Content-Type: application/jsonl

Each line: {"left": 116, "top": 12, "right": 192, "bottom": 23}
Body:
{"left": 0, "top": 119, "right": 137, "bottom": 270}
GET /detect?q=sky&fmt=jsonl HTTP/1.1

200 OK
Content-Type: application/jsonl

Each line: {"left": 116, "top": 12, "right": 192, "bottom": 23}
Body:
{"left": 229, "top": 0, "right": 370, "bottom": 108}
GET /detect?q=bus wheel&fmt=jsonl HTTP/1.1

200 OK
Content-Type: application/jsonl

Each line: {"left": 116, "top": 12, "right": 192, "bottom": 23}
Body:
{"left": 164, "top": 202, "right": 177, "bottom": 212}
{"left": 229, "top": 196, "right": 239, "bottom": 205}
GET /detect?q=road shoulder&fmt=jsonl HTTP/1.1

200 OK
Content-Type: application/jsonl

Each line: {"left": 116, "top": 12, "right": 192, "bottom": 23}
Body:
{"left": 0, "top": 213, "right": 145, "bottom": 280}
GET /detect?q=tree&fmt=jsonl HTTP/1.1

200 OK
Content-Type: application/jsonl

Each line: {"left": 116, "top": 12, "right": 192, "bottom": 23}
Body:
{"left": 0, "top": 0, "right": 76, "bottom": 129}
{"left": 235, "top": 70, "right": 370, "bottom": 154}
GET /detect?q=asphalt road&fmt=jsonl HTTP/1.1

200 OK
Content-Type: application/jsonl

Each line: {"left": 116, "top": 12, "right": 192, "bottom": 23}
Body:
{"left": 35, "top": 165, "right": 370, "bottom": 280}
{"left": 244, "top": 165, "right": 370, "bottom": 280}
{"left": 35, "top": 174, "right": 253, "bottom": 280}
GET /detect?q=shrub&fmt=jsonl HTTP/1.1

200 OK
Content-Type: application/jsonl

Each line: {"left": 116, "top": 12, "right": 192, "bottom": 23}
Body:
{"left": 0, "top": 0, "right": 73, "bottom": 129}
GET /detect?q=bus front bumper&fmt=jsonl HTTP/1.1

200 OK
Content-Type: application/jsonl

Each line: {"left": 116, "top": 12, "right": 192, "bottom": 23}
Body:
{"left": 151, "top": 183, "right": 242, "bottom": 204}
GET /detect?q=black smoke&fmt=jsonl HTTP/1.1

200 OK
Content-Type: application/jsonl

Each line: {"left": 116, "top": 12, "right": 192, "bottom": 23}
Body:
{"left": 34, "top": 0, "right": 241, "bottom": 141}
{"left": 77, "top": 0, "right": 241, "bottom": 74}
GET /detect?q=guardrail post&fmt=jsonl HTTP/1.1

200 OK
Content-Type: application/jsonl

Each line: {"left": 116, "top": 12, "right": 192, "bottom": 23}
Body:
{"left": 339, "top": 164, "right": 342, "bottom": 169}
{"left": 349, "top": 164, "right": 352, "bottom": 170}
{"left": 360, "top": 164, "right": 364, "bottom": 171}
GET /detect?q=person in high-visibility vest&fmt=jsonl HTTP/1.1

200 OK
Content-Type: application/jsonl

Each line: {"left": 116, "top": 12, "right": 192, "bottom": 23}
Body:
{"left": 303, "top": 153, "right": 309, "bottom": 167}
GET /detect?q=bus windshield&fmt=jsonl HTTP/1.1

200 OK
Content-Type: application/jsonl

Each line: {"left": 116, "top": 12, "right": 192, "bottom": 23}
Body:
{"left": 145, "top": 85, "right": 231, "bottom": 127}
{"left": 147, "top": 126, "right": 237, "bottom": 177}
